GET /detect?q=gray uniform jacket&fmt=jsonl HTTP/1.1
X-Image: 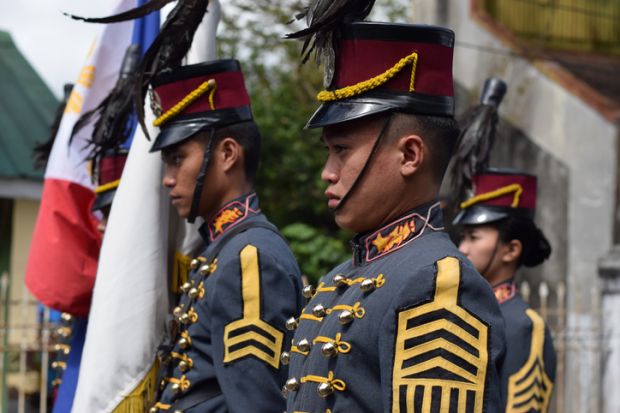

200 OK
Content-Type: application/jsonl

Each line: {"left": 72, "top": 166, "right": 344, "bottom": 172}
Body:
{"left": 154, "top": 192, "right": 304, "bottom": 413}
{"left": 493, "top": 281, "right": 556, "bottom": 413}
{"left": 285, "top": 201, "right": 506, "bottom": 413}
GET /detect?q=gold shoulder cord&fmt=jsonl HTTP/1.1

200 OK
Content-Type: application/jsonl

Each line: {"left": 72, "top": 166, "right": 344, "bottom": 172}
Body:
{"left": 460, "top": 183, "right": 523, "bottom": 210}
{"left": 317, "top": 52, "right": 418, "bottom": 102}
{"left": 153, "top": 79, "right": 217, "bottom": 127}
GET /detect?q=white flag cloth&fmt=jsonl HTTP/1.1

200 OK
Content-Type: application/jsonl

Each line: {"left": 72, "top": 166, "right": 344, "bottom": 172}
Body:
{"left": 73, "top": 2, "right": 220, "bottom": 411}
{"left": 71, "top": 102, "right": 203, "bottom": 412}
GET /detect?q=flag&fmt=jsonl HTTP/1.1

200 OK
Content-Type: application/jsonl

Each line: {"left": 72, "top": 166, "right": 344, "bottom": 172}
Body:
{"left": 71, "top": 2, "right": 222, "bottom": 407}
{"left": 24, "top": 0, "right": 136, "bottom": 317}
{"left": 71, "top": 96, "right": 204, "bottom": 413}
{"left": 49, "top": 2, "right": 161, "bottom": 412}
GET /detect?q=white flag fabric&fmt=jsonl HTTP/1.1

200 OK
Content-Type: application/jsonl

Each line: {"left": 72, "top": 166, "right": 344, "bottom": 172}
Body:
{"left": 72, "top": 2, "right": 222, "bottom": 411}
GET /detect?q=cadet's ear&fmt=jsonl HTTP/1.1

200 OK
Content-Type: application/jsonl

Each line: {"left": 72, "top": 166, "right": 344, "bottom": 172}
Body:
{"left": 501, "top": 239, "right": 522, "bottom": 265}
{"left": 218, "top": 137, "right": 242, "bottom": 172}
{"left": 397, "top": 134, "right": 424, "bottom": 177}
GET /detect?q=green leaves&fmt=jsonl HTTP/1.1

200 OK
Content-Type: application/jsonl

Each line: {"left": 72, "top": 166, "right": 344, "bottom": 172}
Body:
{"left": 281, "top": 223, "right": 350, "bottom": 283}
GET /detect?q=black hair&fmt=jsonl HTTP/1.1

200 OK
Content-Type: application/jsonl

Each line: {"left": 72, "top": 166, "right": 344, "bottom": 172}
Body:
{"left": 390, "top": 113, "right": 460, "bottom": 184}
{"left": 199, "top": 121, "right": 262, "bottom": 183}
{"left": 496, "top": 215, "right": 552, "bottom": 267}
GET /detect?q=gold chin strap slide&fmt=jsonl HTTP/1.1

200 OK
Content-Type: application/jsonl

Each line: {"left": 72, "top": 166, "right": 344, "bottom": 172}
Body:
{"left": 317, "top": 52, "right": 418, "bottom": 102}
{"left": 460, "top": 183, "right": 524, "bottom": 210}
{"left": 153, "top": 79, "right": 217, "bottom": 127}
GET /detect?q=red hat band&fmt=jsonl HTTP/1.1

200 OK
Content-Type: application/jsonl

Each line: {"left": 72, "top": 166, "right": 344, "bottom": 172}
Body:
{"left": 461, "top": 172, "right": 537, "bottom": 212}
{"left": 149, "top": 60, "right": 254, "bottom": 152}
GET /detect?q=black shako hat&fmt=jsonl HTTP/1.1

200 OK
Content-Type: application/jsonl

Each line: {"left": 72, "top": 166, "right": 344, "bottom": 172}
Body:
{"left": 306, "top": 22, "right": 455, "bottom": 129}
{"left": 149, "top": 59, "right": 253, "bottom": 152}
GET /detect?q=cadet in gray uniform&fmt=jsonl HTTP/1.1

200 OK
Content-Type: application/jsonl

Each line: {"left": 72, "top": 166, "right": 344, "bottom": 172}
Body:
{"left": 147, "top": 60, "right": 303, "bottom": 412}
{"left": 454, "top": 169, "right": 556, "bottom": 412}
{"left": 283, "top": 6, "right": 507, "bottom": 412}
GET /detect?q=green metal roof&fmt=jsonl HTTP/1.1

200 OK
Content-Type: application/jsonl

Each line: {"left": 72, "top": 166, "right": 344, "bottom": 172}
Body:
{"left": 0, "top": 31, "right": 58, "bottom": 180}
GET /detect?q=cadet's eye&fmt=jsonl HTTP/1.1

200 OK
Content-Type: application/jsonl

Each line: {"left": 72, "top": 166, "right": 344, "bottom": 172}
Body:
{"left": 333, "top": 144, "right": 347, "bottom": 154}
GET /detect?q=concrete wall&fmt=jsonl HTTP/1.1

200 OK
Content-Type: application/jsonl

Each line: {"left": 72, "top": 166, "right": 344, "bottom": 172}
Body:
{"left": 412, "top": 1, "right": 618, "bottom": 411}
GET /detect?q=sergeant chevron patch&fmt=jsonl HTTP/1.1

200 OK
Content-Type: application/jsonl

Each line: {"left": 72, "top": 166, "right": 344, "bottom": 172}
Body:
{"left": 391, "top": 257, "right": 489, "bottom": 413}
{"left": 506, "top": 309, "right": 553, "bottom": 413}
{"left": 223, "top": 245, "right": 284, "bottom": 368}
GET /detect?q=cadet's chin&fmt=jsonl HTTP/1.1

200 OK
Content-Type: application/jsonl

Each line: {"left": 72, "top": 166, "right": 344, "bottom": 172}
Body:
{"left": 333, "top": 209, "right": 360, "bottom": 233}
{"left": 172, "top": 204, "right": 190, "bottom": 219}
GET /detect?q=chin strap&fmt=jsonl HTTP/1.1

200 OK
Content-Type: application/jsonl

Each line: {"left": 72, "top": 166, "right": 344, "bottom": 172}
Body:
{"left": 187, "top": 129, "right": 216, "bottom": 223}
{"left": 479, "top": 233, "right": 501, "bottom": 278}
{"left": 335, "top": 114, "right": 393, "bottom": 212}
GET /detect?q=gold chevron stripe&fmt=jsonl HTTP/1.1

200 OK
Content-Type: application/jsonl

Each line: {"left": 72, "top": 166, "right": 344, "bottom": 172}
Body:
{"left": 391, "top": 257, "right": 489, "bottom": 413}
{"left": 223, "top": 245, "right": 284, "bottom": 368}
{"left": 506, "top": 309, "right": 553, "bottom": 413}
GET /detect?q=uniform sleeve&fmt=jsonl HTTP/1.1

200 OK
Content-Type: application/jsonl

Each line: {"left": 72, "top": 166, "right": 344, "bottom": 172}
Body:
{"left": 206, "top": 243, "right": 301, "bottom": 413}
{"left": 378, "top": 256, "right": 505, "bottom": 413}
{"left": 504, "top": 309, "right": 555, "bottom": 413}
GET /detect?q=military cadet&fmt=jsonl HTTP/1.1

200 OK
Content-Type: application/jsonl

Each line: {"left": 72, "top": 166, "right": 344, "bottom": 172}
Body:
{"left": 146, "top": 60, "right": 304, "bottom": 412}
{"left": 283, "top": 8, "right": 507, "bottom": 413}
{"left": 454, "top": 169, "right": 556, "bottom": 412}
{"left": 91, "top": 148, "right": 128, "bottom": 233}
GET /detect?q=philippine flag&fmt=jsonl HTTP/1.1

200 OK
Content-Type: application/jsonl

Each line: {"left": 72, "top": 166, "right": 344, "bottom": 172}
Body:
{"left": 24, "top": 0, "right": 135, "bottom": 317}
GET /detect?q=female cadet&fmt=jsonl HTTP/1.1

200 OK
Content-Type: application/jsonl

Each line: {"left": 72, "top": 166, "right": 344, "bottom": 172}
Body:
{"left": 454, "top": 169, "right": 557, "bottom": 413}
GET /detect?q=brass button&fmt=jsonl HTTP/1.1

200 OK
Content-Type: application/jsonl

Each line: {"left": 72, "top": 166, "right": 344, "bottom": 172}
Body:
{"left": 180, "top": 282, "right": 192, "bottom": 293}
{"left": 199, "top": 264, "right": 211, "bottom": 276}
{"left": 179, "top": 313, "right": 191, "bottom": 324}
{"left": 171, "top": 383, "right": 181, "bottom": 394}
{"left": 302, "top": 285, "right": 316, "bottom": 298}
{"left": 317, "top": 382, "right": 334, "bottom": 397}
{"left": 188, "top": 287, "right": 200, "bottom": 299}
{"left": 173, "top": 306, "right": 183, "bottom": 318}
{"left": 61, "top": 313, "right": 73, "bottom": 322}
{"left": 339, "top": 310, "right": 354, "bottom": 325}
{"left": 333, "top": 274, "right": 347, "bottom": 287}
{"left": 312, "top": 304, "right": 326, "bottom": 318}
{"left": 280, "top": 351, "right": 290, "bottom": 365}
{"left": 190, "top": 258, "right": 200, "bottom": 270}
{"left": 360, "top": 278, "right": 376, "bottom": 293}
{"left": 179, "top": 337, "right": 190, "bottom": 350}
{"left": 297, "top": 338, "right": 311, "bottom": 353}
{"left": 284, "top": 377, "right": 300, "bottom": 392}
{"left": 178, "top": 360, "right": 190, "bottom": 372}
{"left": 321, "top": 342, "right": 337, "bottom": 358}
{"left": 149, "top": 407, "right": 158, "bottom": 413}
{"left": 285, "top": 317, "right": 298, "bottom": 331}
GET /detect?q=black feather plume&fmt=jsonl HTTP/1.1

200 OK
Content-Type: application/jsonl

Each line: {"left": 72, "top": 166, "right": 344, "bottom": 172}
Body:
{"left": 72, "top": 45, "right": 142, "bottom": 163}
{"left": 447, "top": 77, "right": 507, "bottom": 204}
{"left": 133, "top": 0, "right": 210, "bottom": 137}
{"left": 33, "top": 84, "right": 73, "bottom": 170}
{"left": 286, "top": 0, "right": 374, "bottom": 80}
{"left": 65, "top": 0, "right": 210, "bottom": 137}
{"left": 64, "top": 0, "right": 175, "bottom": 24}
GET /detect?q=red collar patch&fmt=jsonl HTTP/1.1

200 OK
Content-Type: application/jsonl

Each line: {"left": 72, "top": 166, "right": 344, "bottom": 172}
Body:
{"left": 207, "top": 193, "right": 260, "bottom": 241}
{"left": 493, "top": 281, "right": 517, "bottom": 304}
{"left": 361, "top": 202, "right": 443, "bottom": 263}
